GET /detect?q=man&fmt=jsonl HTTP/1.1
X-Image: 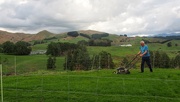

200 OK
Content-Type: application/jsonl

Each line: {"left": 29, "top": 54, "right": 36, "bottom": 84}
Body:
{"left": 138, "top": 41, "right": 153, "bottom": 73}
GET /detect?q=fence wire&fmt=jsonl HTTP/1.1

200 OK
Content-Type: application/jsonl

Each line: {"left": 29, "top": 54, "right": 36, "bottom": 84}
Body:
{"left": 0, "top": 55, "right": 180, "bottom": 102}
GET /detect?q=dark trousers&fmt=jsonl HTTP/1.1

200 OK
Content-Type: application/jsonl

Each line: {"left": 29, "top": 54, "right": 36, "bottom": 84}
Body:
{"left": 141, "top": 57, "right": 153, "bottom": 72}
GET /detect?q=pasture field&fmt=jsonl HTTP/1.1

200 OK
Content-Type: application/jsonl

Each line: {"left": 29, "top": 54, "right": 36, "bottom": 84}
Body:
{"left": 2, "top": 69, "right": 180, "bottom": 102}
{"left": 31, "top": 38, "right": 180, "bottom": 57}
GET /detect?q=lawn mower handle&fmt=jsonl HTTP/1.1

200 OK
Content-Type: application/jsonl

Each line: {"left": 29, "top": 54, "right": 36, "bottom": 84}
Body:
{"left": 125, "top": 54, "right": 140, "bottom": 68}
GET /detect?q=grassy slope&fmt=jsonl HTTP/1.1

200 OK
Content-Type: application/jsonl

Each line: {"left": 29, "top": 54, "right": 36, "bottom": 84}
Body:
{"left": 2, "top": 69, "right": 180, "bottom": 102}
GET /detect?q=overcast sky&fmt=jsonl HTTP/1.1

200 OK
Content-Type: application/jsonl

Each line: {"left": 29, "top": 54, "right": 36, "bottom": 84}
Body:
{"left": 0, "top": 0, "right": 180, "bottom": 36}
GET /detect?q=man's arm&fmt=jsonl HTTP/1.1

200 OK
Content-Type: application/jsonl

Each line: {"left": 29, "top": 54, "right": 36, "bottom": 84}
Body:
{"left": 140, "top": 50, "right": 147, "bottom": 57}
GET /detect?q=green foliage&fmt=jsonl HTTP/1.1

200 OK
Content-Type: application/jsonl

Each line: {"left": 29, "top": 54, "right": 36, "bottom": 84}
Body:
{"left": 91, "top": 33, "right": 109, "bottom": 39}
{"left": 44, "top": 36, "right": 57, "bottom": 40}
{"left": 47, "top": 56, "right": 56, "bottom": 70}
{"left": 67, "top": 31, "right": 79, "bottom": 37}
{"left": 77, "top": 40, "right": 88, "bottom": 46}
{"left": 0, "top": 44, "right": 2, "bottom": 53}
{"left": 153, "top": 51, "right": 161, "bottom": 68}
{"left": 99, "top": 51, "right": 114, "bottom": 69}
{"left": 2, "top": 41, "right": 15, "bottom": 54}
{"left": 33, "top": 40, "right": 47, "bottom": 45}
{"left": 79, "top": 33, "right": 91, "bottom": 39}
{"left": 64, "top": 45, "right": 91, "bottom": 71}
{"left": 89, "top": 39, "right": 111, "bottom": 46}
{"left": 15, "top": 41, "right": 32, "bottom": 55}
{"left": 2, "top": 41, "right": 31, "bottom": 55}
{"left": 150, "top": 51, "right": 178, "bottom": 68}
{"left": 170, "top": 54, "right": 180, "bottom": 68}
{"left": 91, "top": 51, "right": 114, "bottom": 69}
{"left": 46, "top": 42, "right": 60, "bottom": 56}
{"left": 175, "top": 43, "right": 178, "bottom": 46}
{"left": 160, "top": 52, "right": 170, "bottom": 68}
{"left": 167, "top": 42, "right": 172, "bottom": 47}
{"left": 46, "top": 42, "right": 78, "bottom": 56}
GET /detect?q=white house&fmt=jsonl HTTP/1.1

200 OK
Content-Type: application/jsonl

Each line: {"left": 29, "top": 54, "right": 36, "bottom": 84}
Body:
{"left": 120, "top": 44, "right": 132, "bottom": 47}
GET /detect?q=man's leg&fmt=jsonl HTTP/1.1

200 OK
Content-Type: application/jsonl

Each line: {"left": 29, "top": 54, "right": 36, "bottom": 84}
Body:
{"left": 146, "top": 57, "right": 153, "bottom": 72}
{"left": 141, "top": 58, "right": 145, "bottom": 72}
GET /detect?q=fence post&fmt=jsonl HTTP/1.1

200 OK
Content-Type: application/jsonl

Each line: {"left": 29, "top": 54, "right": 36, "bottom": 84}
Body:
{"left": 108, "top": 54, "right": 110, "bottom": 69}
{"left": 153, "top": 51, "right": 155, "bottom": 68}
{"left": 0, "top": 64, "right": 3, "bottom": 102}
{"left": 14, "top": 56, "right": 16, "bottom": 76}
{"left": 99, "top": 55, "right": 101, "bottom": 69}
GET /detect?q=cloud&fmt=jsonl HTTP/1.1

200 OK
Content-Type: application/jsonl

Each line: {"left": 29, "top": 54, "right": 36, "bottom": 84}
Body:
{"left": 0, "top": 0, "right": 180, "bottom": 36}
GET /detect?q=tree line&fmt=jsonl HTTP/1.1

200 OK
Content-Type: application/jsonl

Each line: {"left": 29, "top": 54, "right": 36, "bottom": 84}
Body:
{"left": 46, "top": 42, "right": 114, "bottom": 70}
{"left": 150, "top": 51, "right": 180, "bottom": 68}
{"left": 67, "top": 31, "right": 112, "bottom": 46}
{"left": 0, "top": 41, "right": 32, "bottom": 55}
{"left": 120, "top": 51, "right": 180, "bottom": 69}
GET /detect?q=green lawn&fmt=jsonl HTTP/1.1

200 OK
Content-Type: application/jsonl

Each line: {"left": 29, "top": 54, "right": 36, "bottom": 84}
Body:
{"left": 2, "top": 69, "right": 180, "bottom": 102}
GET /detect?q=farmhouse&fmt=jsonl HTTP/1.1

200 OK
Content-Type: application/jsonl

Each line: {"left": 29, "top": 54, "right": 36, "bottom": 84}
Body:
{"left": 30, "top": 50, "right": 46, "bottom": 55}
{"left": 120, "top": 44, "right": 132, "bottom": 47}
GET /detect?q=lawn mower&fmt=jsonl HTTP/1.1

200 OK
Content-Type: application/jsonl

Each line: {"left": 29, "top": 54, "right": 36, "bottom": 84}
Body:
{"left": 114, "top": 54, "right": 140, "bottom": 74}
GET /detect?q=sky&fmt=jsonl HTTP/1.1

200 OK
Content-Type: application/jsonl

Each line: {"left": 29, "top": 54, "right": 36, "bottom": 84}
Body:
{"left": 0, "top": 0, "right": 180, "bottom": 36}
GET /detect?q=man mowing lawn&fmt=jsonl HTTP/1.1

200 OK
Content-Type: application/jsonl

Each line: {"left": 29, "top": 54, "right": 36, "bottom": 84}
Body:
{"left": 138, "top": 41, "right": 153, "bottom": 73}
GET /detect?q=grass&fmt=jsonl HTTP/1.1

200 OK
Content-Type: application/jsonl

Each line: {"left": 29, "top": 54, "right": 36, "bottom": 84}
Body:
{"left": 0, "top": 37, "right": 179, "bottom": 101}
{"left": 2, "top": 69, "right": 180, "bottom": 102}
{"left": 0, "top": 54, "right": 65, "bottom": 75}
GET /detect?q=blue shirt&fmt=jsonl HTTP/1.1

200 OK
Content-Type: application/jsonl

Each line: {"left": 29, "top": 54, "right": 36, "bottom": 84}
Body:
{"left": 140, "top": 45, "right": 150, "bottom": 57}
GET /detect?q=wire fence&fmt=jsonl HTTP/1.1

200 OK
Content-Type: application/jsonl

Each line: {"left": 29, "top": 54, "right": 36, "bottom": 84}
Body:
{"left": 0, "top": 55, "right": 180, "bottom": 102}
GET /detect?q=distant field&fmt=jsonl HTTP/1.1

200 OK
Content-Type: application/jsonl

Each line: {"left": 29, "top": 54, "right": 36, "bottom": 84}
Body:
{"left": 2, "top": 69, "right": 180, "bottom": 102}
{"left": 31, "top": 37, "right": 180, "bottom": 57}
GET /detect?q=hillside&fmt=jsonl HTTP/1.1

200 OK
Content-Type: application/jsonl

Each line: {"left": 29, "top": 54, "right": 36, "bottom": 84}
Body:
{"left": 78, "top": 30, "right": 107, "bottom": 35}
{"left": 0, "top": 30, "right": 113, "bottom": 44}
{"left": 0, "top": 30, "right": 32, "bottom": 43}
{"left": 0, "top": 30, "right": 56, "bottom": 44}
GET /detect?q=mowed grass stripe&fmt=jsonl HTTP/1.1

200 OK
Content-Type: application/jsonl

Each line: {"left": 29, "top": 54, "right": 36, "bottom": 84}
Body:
{"left": 2, "top": 69, "right": 180, "bottom": 102}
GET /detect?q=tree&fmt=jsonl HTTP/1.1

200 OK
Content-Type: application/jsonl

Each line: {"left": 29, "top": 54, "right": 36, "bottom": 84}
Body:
{"left": 154, "top": 51, "right": 161, "bottom": 68}
{"left": 46, "top": 42, "right": 78, "bottom": 56}
{"left": 47, "top": 56, "right": 56, "bottom": 70}
{"left": 0, "top": 44, "right": 2, "bottom": 53}
{"left": 160, "top": 52, "right": 170, "bottom": 68}
{"left": 46, "top": 42, "right": 60, "bottom": 56}
{"left": 91, "top": 33, "right": 109, "bottom": 39}
{"left": 88, "top": 39, "right": 112, "bottom": 46}
{"left": 174, "top": 54, "right": 180, "bottom": 68}
{"left": 124, "top": 34, "right": 127, "bottom": 37}
{"left": 170, "top": 58, "right": 175, "bottom": 68}
{"left": 77, "top": 40, "right": 88, "bottom": 46}
{"left": 175, "top": 43, "right": 178, "bottom": 46}
{"left": 64, "top": 45, "right": 91, "bottom": 71}
{"left": 67, "top": 31, "right": 79, "bottom": 37}
{"left": 15, "top": 41, "right": 32, "bottom": 55}
{"left": 91, "top": 55, "right": 100, "bottom": 69}
{"left": 2, "top": 41, "right": 15, "bottom": 54}
{"left": 79, "top": 33, "right": 91, "bottom": 39}
{"left": 99, "top": 51, "right": 114, "bottom": 69}
{"left": 167, "top": 42, "right": 172, "bottom": 47}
